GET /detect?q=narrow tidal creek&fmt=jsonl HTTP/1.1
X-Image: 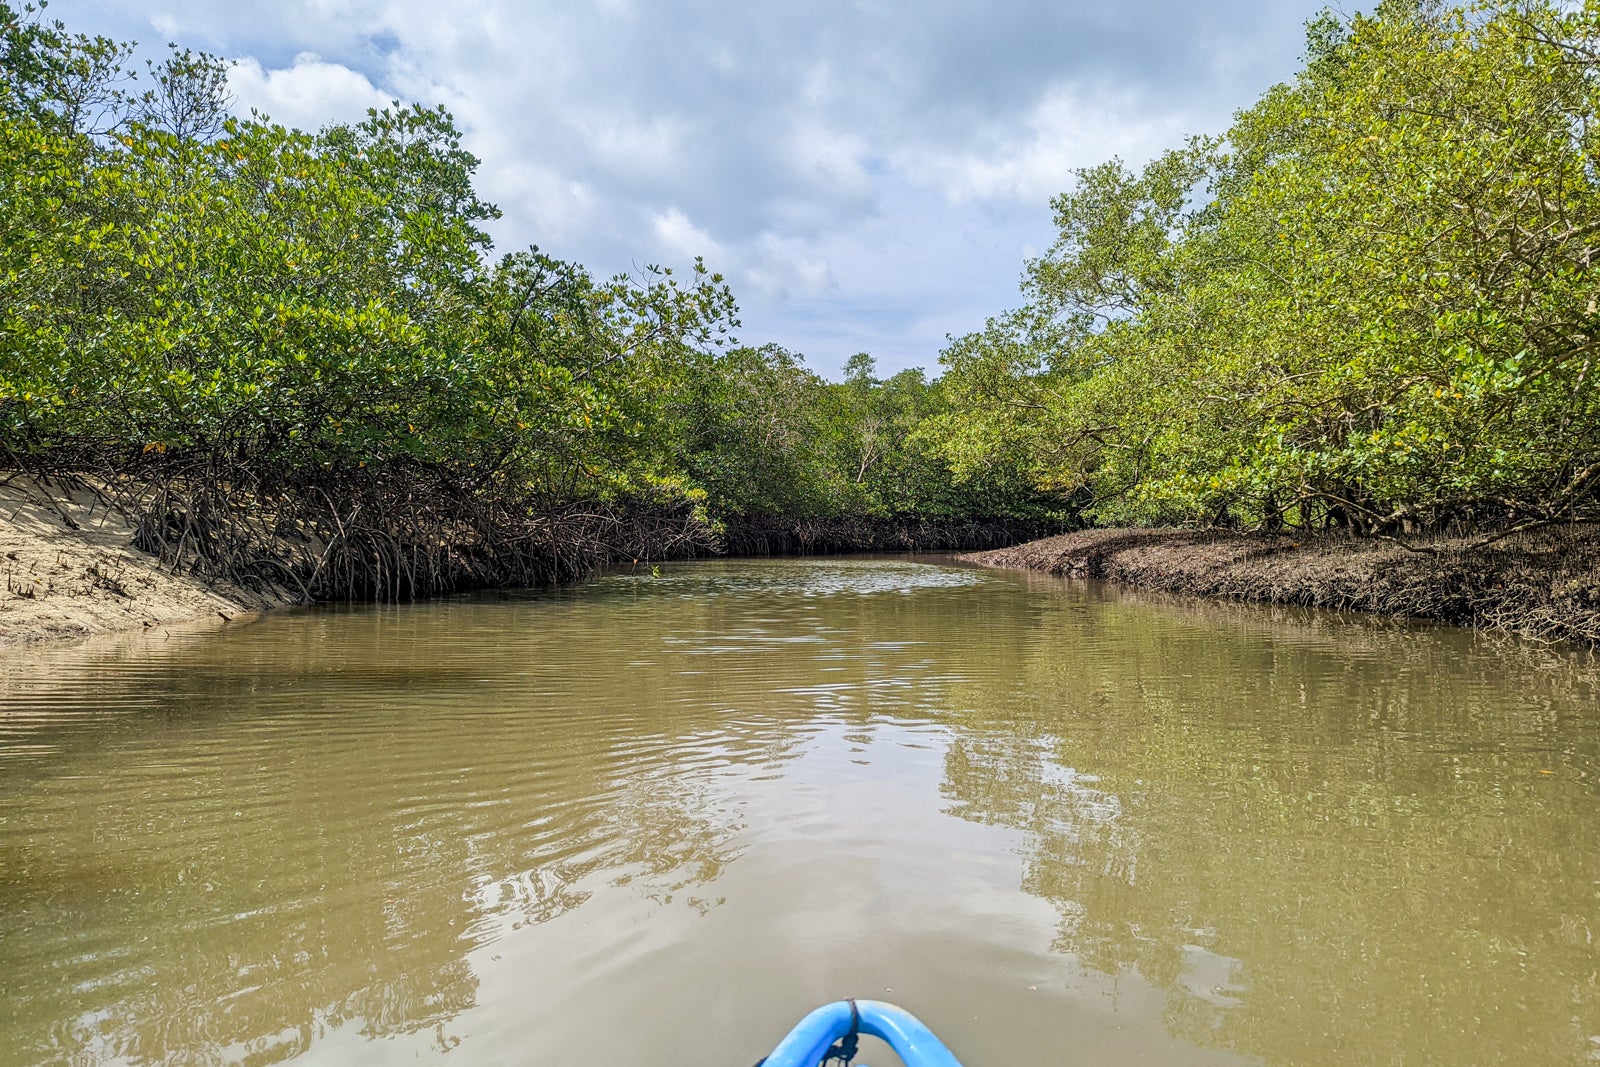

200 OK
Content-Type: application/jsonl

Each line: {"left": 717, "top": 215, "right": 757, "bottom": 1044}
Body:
{"left": 1, "top": 558, "right": 1597, "bottom": 1067}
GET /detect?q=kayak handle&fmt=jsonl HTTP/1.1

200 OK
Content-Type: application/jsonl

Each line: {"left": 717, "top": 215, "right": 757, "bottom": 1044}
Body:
{"left": 760, "top": 999, "right": 964, "bottom": 1067}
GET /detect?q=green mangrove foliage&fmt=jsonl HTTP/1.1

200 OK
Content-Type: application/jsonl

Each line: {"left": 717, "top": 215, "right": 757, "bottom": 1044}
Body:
{"left": 1, "top": 10, "right": 728, "bottom": 486}
{"left": 0, "top": 2, "right": 1054, "bottom": 594}
{"left": 933, "top": 0, "right": 1600, "bottom": 536}
{"left": 670, "top": 345, "right": 1061, "bottom": 550}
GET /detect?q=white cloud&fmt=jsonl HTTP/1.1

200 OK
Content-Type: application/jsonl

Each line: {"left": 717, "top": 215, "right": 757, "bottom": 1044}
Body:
{"left": 483, "top": 163, "right": 596, "bottom": 247}
{"left": 651, "top": 207, "right": 727, "bottom": 265}
{"left": 907, "top": 84, "right": 1192, "bottom": 207}
{"left": 584, "top": 111, "right": 688, "bottom": 175}
{"left": 649, "top": 212, "right": 835, "bottom": 304}
{"left": 745, "top": 233, "right": 836, "bottom": 303}
{"left": 787, "top": 122, "right": 872, "bottom": 202}
{"left": 228, "top": 52, "right": 391, "bottom": 131}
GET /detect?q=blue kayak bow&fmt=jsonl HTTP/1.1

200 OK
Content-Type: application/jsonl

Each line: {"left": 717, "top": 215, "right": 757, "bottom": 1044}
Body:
{"left": 759, "top": 1000, "right": 964, "bottom": 1067}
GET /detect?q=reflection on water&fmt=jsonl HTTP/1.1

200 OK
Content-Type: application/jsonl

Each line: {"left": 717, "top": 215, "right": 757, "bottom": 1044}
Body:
{"left": 1, "top": 558, "right": 1597, "bottom": 1066}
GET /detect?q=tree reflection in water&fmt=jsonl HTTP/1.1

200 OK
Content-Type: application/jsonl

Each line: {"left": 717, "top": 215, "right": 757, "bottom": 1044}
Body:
{"left": 938, "top": 580, "right": 1600, "bottom": 1065}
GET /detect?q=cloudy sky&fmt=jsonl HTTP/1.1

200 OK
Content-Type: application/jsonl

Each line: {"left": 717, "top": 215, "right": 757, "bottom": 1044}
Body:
{"left": 53, "top": 0, "right": 1325, "bottom": 377}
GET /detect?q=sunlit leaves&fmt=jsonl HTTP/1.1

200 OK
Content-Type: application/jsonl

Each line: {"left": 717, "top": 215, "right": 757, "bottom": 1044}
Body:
{"left": 932, "top": 0, "right": 1600, "bottom": 535}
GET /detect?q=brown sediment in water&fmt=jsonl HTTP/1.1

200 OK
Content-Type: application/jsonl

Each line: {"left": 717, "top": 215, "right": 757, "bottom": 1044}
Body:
{"left": 0, "top": 477, "right": 288, "bottom": 646}
{"left": 963, "top": 526, "right": 1600, "bottom": 647}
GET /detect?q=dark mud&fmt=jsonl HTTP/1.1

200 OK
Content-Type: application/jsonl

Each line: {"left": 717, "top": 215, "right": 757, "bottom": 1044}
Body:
{"left": 965, "top": 526, "right": 1600, "bottom": 647}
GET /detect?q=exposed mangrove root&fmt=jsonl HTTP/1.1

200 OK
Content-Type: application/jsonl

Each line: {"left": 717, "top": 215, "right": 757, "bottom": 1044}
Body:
{"left": 5, "top": 451, "right": 716, "bottom": 605}
{"left": 5, "top": 446, "right": 1051, "bottom": 619}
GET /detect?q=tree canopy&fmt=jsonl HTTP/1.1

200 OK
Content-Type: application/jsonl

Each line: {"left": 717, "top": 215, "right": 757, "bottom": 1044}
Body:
{"left": 10, "top": 0, "right": 1579, "bottom": 595}
{"left": 0, "top": 1, "right": 1056, "bottom": 596}
{"left": 929, "top": 0, "right": 1600, "bottom": 537}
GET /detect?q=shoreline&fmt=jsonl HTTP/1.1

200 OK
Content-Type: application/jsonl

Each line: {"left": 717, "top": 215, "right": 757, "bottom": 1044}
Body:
{"left": 15, "top": 485, "right": 1596, "bottom": 651}
{"left": 0, "top": 476, "right": 1030, "bottom": 647}
{"left": 962, "top": 527, "right": 1600, "bottom": 647}
{"left": 0, "top": 478, "right": 290, "bottom": 647}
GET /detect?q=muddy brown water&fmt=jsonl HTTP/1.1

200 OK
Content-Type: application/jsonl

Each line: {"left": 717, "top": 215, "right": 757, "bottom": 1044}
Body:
{"left": 2, "top": 558, "right": 1598, "bottom": 1067}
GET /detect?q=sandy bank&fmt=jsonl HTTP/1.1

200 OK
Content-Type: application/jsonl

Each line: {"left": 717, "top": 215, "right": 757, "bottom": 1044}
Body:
{"left": 0, "top": 477, "right": 288, "bottom": 646}
{"left": 963, "top": 527, "right": 1600, "bottom": 647}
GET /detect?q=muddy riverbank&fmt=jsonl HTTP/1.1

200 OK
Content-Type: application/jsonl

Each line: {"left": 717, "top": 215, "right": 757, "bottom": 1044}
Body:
{"left": 0, "top": 478, "right": 285, "bottom": 646}
{"left": 964, "top": 526, "right": 1600, "bottom": 646}
{"left": 0, "top": 472, "right": 1029, "bottom": 646}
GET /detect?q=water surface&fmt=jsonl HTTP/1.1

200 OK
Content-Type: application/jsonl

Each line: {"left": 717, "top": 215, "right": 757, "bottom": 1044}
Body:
{"left": 2, "top": 558, "right": 1597, "bottom": 1066}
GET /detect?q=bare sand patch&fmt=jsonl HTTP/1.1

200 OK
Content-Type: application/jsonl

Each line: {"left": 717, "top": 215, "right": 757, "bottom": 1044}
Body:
{"left": 0, "top": 476, "right": 287, "bottom": 646}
